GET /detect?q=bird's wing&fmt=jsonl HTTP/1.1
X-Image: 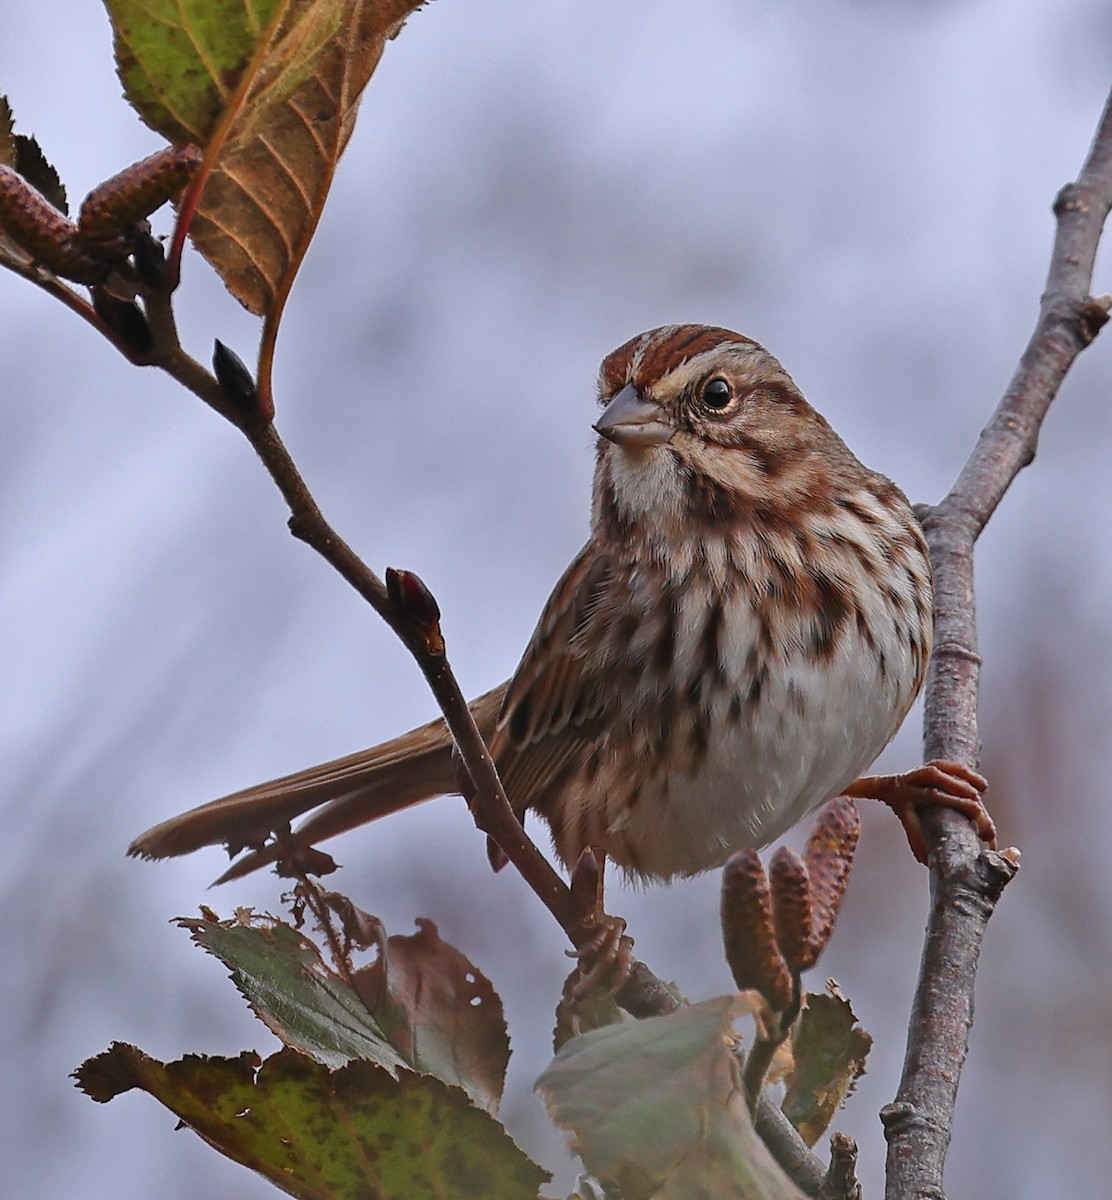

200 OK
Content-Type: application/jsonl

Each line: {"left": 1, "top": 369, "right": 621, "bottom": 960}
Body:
{"left": 492, "top": 544, "right": 616, "bottom": 812}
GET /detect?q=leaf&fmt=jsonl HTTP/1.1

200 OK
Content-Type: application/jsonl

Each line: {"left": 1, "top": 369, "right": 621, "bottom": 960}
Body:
{"left": 780, "top": 988, "right": 872, "bottom": 1146}
{"left": 0, "top": 96, "right": 67, "bottom": 211}
{"left": 182, "top": 908, "right": 512, "bottom": 1116}
{"left": 13, "top": 135, "right": 68, "bottom": 214}
{"left": 75, "top": 1044, "right": 549, "bottom": 1200}
{"left": 105, "top": 0, "right": 287, "bottom": 146}
{"left": 537, "top": 997, "right": 806, "bottom": 1200}
{"left": 0, "top": 96, "right": 14, "bottom": 167}
{"left": 104, "top": 0, "right": 426, "bottom": 407}
{"left": 180, "top": 912, "right": 408, "bottom": 1073}
{"left": 351, "top": 917, "right": 511, "bottom": 1115}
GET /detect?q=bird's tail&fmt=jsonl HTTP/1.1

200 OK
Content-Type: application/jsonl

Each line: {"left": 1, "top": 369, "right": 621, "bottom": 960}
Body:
{"left": 128, "top": 685, "right": 507, "bottom": 883}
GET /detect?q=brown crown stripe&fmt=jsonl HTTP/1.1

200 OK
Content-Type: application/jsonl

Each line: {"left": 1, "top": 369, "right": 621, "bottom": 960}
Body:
{"left": 634, "top": 325, "right": 755, "bottom": 392}
{"left": 598, "top": 325, "right": 758, "bottom": 397}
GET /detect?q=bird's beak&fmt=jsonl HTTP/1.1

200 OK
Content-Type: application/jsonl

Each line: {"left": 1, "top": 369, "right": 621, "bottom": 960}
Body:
{"left": 593, "top": 384, "right": 674, "bottom": 448}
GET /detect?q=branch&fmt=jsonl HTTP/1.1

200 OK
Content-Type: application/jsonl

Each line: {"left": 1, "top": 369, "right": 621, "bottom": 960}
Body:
{"left": 883, "top": 87, "right": 1112, "bottom": 1200}
{"left": 120, "top": 241, "right": 683, "bottom": 1022}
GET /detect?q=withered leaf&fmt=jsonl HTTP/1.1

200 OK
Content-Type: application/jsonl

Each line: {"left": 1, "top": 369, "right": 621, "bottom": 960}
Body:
{"left": 105, "top": 0, "right": 426, "bottom": 404}
{"left": 781, "top": 988, "right": 872, "bottom": 1146}
{"left": 352, "top": 916, "right": 511, "bottom": 1115}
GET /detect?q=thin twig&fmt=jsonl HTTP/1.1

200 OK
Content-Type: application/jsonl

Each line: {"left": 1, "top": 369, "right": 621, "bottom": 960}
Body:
{"left": 754, "top": 1096, "right": 829, "bottom": 1197}
{"left": 883, "top": 86, "right": 1112, "bottom": 1200}
{"left": 821, "top": 1133, "right": 862, "bottom": 1200}
{"left": 124, "top": 255, "right": 684, "bottom": 1017}
{"left": 743, "top": 1030, "right": 788, "bottom": 1116}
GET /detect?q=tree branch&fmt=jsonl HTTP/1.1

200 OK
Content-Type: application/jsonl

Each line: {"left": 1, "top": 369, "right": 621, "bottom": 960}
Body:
{"left": 883, "top": 86, "right": 1112, "bottom": 1200}
{"left": 121, "top": 254, "right": 685, "bottom": 1023}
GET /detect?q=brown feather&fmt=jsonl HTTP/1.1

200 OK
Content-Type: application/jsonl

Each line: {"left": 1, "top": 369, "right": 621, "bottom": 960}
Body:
{"left": 128, "top": 686, "right": 506, "bottom": 865}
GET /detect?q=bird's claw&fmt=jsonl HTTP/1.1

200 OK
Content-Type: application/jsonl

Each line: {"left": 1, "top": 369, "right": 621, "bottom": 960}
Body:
{"left": 847, "top": 758, "right": 995, "bottom": 863}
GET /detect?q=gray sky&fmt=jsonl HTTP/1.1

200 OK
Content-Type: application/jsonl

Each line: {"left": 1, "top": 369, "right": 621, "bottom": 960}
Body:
{"left": 2, "top": 2, "right": 1111, "bottom": 1197}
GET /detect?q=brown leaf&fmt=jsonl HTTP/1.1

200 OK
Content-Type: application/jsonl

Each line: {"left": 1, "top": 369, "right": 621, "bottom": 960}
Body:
{"left": 12, "top": 133, "right": 67, "bottom": 213}
{"left": 352, "top": 917, "right": 511, "bottom": 1114}
{"left": 184, "top": 0, "right": 425, "bottom": 404}
{"left": 0, "top": 96, "right": 14, "bottom": 168}
{"left": 781, "top": 989, "right": 872, "bottom": 1146}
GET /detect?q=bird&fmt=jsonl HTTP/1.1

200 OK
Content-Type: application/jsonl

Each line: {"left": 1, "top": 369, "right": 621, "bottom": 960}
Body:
{"left": 129, "top": 324, "right": 993, "bottom": 885}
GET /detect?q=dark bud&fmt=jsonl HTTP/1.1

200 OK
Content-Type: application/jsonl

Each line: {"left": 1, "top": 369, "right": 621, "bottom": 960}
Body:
{"left": 273, "top": 843, "right": 338, "bottom": 879}
{"left": 131, "top": 224, "right": 167, "bottom": 287}
{"left": 91, "top": 287, "right": 153, "bottom": 357}
{"left": 386, "top": 566, "right": 444, "bottom": 653}
{"left": 212, "top": 339, "right": 258, "bottom": 412}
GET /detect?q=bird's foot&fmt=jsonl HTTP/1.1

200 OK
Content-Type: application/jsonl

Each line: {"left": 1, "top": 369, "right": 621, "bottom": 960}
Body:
{"left": 846, "top": 759, "right": 995, "bottom": 863}
{"left": 565, "top": 847, "right": 634, "bottom": 1003}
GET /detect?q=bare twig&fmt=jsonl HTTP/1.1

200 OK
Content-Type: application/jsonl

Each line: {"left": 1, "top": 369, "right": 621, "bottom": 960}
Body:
{"left": 883, "top": 86, "right": 1112, "bottom": 1200}
{"left": 114, "top": 248, "right": 690, "bottom": 1023}
{"left": 743, "top": 1032, "right": 786, "bottom": 1116}
{"left": 754, "top": 1098, "right": 829, "bottom": 1197}
{"left": 821, "top": 1133, "right": 862, "bottom": 1200}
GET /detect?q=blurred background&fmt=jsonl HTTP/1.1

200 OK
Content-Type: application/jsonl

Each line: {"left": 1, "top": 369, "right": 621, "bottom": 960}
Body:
{"left": 2, "top": 1, "right": 1111, "bottom": 1196}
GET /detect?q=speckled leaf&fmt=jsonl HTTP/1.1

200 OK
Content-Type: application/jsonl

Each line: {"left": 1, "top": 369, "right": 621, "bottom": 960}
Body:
{"left": 781, "top": 989, "right": 872, "bottom": 1146}
{"left": 179, "top": 913, "right": 407, "bottom": 1073}
{"left": 352, "top": 917, "right": 511, "bottom": 1115}
{"left": 75, "top": 1044, "right": 549, "bottom": 1200}
{"left": 537, "top": 997, "right": 806, "bottom": 1200}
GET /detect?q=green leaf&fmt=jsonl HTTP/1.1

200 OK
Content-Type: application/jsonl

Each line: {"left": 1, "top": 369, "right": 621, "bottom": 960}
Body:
{"left": 781, "top": 989, "right": 872, "bottom": 1146}
{"left": 104, "top": 0, "right": 287, "bottom": 146}
{"left": 180, "top": 913, "right": 408, "bottom": 1073}
{"left": 537, "top": 997, "right": 806, "bottom": 1200}
{"left": 75, "top": 1044, "right": 549, "bottom": 1200}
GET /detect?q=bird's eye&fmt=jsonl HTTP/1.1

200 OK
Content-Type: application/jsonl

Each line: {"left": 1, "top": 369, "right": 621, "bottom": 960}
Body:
{"left": 701, "top": 377, "right": 732, "bottom": 410}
